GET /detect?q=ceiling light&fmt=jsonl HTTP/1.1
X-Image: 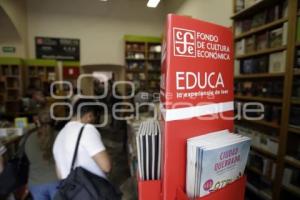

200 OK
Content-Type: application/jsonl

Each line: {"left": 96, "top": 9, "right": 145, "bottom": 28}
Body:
{"left": 147, "top": 0, "right": 160, "bottom": 8}
{"left": 99, "top": 0, "right": 108, "bottom": 2}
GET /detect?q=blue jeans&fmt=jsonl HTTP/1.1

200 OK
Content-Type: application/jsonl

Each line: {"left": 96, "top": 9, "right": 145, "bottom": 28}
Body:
{"left": 30, "top": 182, "right": 59, "bottom": 200}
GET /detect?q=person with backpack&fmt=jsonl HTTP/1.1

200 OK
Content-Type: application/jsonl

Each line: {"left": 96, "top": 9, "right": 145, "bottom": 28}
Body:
{"left": 53, "top": 98, "right": 120, "bottom": 200}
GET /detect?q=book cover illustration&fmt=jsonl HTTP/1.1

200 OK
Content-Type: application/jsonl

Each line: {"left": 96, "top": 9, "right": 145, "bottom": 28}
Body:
{"left": 199, "top": 138, "right": 251, "bottom": 197}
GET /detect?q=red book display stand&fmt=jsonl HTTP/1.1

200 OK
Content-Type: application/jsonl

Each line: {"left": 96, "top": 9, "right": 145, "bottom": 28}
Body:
{"left": 138, "top": 14, "right": 246, "bottom": 200}
{"left": 176, "top": 176, "right": 246, "bottom": 200}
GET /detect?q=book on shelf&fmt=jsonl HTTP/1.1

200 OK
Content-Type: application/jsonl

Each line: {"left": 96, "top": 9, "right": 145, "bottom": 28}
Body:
{"left": 149, "top": 45, "right": 161, "bottom": 53}
{"left": 295, "top": 48, "right": 300, "bottom": 68}
{"left": 256, "top": 56, "right": 269, "bottom": 73}
{"left": 266, "top": 4, "right": 281, "bottom": 23}
{"left": 245, "top": 36, "right": 256, "bottom": 53}
{"left": 235, "top": 21, "right": 243, "bottom": 36}
{"left": 126, "top": 73, "right": 133, "bottom": 81}
{"left": 127, "top": 52, "right": 145, "bottom": 59}
{"left": 244, "top": 0, "right": 258, "bottom": 9}
{"left": 126, "top": 43, "right": 145, "bottom": 52}
{"left": 127, "top": 62, "right": 145, "bottom": 70}
{"left": 235, "top": 125, "right": 279, "bottom": 155}
{"left": 235, "top": 0, "right": 244, "bottom": 12}
{"left": 282, "top": 22, "right": 288, "bottom": 46}
{"left": 282, "top": 0, "right": 288, "bottom": 18}
{"left": 242, "top": 19, "right": 253, "bottom": 33}
{"left": 139, "top": 73, "right": 146, "bottom": 80}
{"left": 269, "top": 26, "right": 285, "bottom": 48}
{"left": 252, "top": 11, "right": 267, "bottom": 28}
{"left": 235, "top": 39, "right": 245, "bottom": 55}
{"left": 48, "top": 72, "right": 56, "bottom": 81}
{"left": 269, "top": 51, "right": 286, "bottom": 73}
{"left": 256, "top": 32, "right": 269, "bottom": 51}
{"left": 235, "top": 60, "right": 240, "bottom": 76}
{"left": 241, "top": 59, "right": 255, "bottom": 74}
{"left": 293, "top": 79, "right": 300, "bottom": 98}
{"left": 290, "top": 106, "right": 300, "bottom": 126}
{"left": 186, "top": 130, "right": 251, "bottom": 198}
{"left": 247, "top": 151, "right": 276, "bottom": 180}
{"left": 283, "top": 167, "right": 300, "bottom": 188}
{"left": 240, "top": 56, "right": 268, "bottom": 74}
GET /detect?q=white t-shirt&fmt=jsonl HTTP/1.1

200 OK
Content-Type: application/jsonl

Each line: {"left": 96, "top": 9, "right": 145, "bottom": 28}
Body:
{"left": 53, "top": 121, "right": 106, "bottom": 179}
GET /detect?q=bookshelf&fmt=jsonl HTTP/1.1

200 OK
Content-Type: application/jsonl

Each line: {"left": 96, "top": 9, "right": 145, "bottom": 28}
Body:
{"left": 235, "top": 46, "right": 287, "bottom": 59}
{"left": 235, "top": 17, "right": 288, "bottom": 40}
{"left": 232, "top": 0, "right": 300, "bottom": 199}
{"left": 0, "top": 57, "right": 23, "bottom": 114}
{"left": 234, "top": 95, "right": 283, "bottom": 103}
{"left": 234, "top": 72, "right": 285, "bottom": 79}
{"left": 24, "top": 59, "right": 57, "bottom": 97}
{"left": 124, "top": 35, "right": 161, "bottom": 95}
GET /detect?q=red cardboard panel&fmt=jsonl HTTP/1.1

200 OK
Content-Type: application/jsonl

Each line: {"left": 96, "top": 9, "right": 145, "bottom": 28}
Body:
{"left": 138, "top": 180, "right": 162, "bottom": 200}
{"left": 160, "top": 14, "right": 234, "bottom": 200}
{"left": 161, "top": 15, "right": 234, "bottom": 110}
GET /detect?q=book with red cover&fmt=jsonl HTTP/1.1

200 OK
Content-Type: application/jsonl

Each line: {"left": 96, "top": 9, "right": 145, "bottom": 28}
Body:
{"left": 160, "top": 14, "right": 234, "bottom": 200}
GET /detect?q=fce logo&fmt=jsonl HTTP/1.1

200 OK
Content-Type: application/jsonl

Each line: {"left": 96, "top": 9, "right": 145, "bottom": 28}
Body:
{"left": 173, "top": 28, "right": 196, "bottom": 57}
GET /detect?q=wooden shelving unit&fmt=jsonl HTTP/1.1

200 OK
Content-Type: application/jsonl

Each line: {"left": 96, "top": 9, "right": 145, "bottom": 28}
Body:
{"left": 291, "top": 98, "right": 300, "bottom": 105}
{"left": 0, "top": 57, "right": 23, "bottom": 114}
{"left": 232, "top": 0, "right": 300, "bottom": 199}
{"left": 285, "top": 156, "right": 300, "bottom": 169}
{"left": 282, "top": 184, "right": 300, "bottom": 198}
{"left": 124, "top": 35, "right": 161, "bottom": 94}
{"left": 235, "top": 17, "right": 288, "bottom": 40}
{"left": 231, "top": 0, "right": 282, "bottom": 19}
{"left": 247, "top": 165, "right": 275, "bottom": 182}
{"left": 235, "top": 95, "right": 283, "bottom": 103}
{"left": 24, "top": 59, "right": 57, "bottom": 97}
{"left": 252, "top": 145, "right": 278, "bottom": 160}
{"left": 234, "top": 73, "right": 285, "bottom": 79}
{"left": 237, "top": 118, "right": 280, "bottom": 129}
{"left": 235, "top": 46, "right": 287, "bottom": 59}
{"left": 289, "top": 126, "right": 300, "bottom": 135}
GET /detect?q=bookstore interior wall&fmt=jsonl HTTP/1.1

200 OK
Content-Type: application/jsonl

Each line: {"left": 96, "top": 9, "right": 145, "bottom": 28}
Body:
{"left": 0, "top": 0, "right": 28, "bottom": 57}
{"left": 0, "top": 8, "right": 26, "bottom": 58}
{"left": 26, "top": 0, "right": 164, "bottom": 65}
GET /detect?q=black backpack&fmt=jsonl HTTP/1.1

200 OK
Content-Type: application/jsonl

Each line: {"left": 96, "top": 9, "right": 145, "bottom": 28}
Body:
{"left": 54, "top": 125, "right": 122, "bottom": 200}
{"left": 0, "top": 133, "right": 31, "bottom": 197}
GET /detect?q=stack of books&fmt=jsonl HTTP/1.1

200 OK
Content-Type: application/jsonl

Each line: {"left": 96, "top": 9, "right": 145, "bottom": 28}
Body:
{"left": 186, "top": 130, "right": 251, "bottom": 198}
{"left": 136, "top": 119, "right": 161, "bottom": 181}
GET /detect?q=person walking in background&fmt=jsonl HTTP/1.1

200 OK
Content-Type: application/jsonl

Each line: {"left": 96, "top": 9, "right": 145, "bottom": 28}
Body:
{"left": 25, "top": 110, "right": 58, "bottom": 200}
{"left": 25, "top": 90, "right": 58, "bottom": 200}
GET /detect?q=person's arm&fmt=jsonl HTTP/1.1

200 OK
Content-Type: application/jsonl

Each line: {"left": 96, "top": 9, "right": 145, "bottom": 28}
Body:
{"left": 55, "top": 165, "right": 62, "bottom": 179}
{"left": 82, "top": 125, "right": 111, "bottom": 173}
{"left": 92, "top": 150, "right": 111, "bottom": 173}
